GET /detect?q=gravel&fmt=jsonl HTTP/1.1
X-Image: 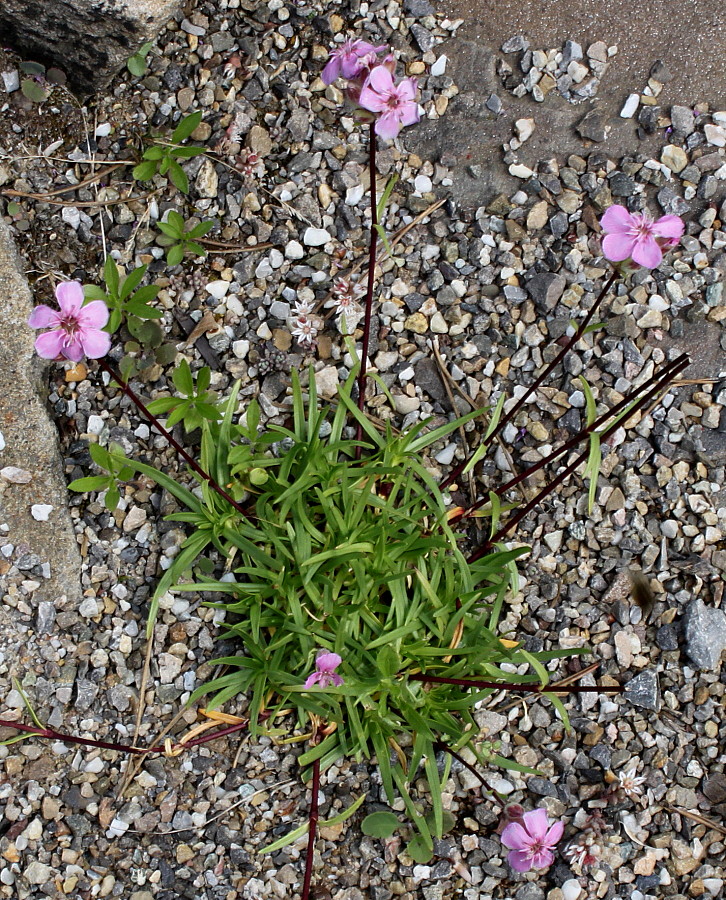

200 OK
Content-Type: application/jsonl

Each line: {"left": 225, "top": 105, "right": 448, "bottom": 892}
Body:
{"left": 0, "top": 2, "right": 725, "bottom": 900}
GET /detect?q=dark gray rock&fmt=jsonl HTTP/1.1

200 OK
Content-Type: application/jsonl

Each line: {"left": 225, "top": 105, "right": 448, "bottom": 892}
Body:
{"left": 683, "top": 598, "right": 726, "bottom": 669}
{"left": 576, "top": 109, "right": 611, "bottom": 143}
{"left": 624, "top": 669, "right": 660, "bottom": 711}
{"left": 414, "top": 358, "right": 447, "bottom": 403}
{"left": 404, "top": 0, "right": 435, "bottom": 16}
{"left": 527, "top": 272, "right": 567, "bottom": 310}
{"left": 501, "top": 35, "right": 529, "bottom": 53}
{"left": 0, "top": 0, "right": 183, "bottom": 95}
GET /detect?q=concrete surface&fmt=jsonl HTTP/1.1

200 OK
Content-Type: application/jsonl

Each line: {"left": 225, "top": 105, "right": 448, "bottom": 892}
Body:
{"left": 408, "top": 0, "right": 726, "bottom": 210}
{"left": 0, "top": 217, "right": 82, "bottom": 618}
{"left": 0, "top": 0, "right": 183, "bottom": 95}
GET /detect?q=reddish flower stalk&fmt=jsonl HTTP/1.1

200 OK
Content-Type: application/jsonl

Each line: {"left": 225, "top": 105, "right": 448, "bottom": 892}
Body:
{"left": 96, "top": 358, "right": 251, "bottom": 519}
{"left": 469, "top": 352, "right": 690, "bottom": 561}
{"left": 408, "top": 675, "right": 624, "bottom": 693}
{"left": 0, "top": 716, "right": 253, "bottom": 755}
{"left": 442, "top": 270, "right": 618, "bottom": 491}
{"left": 432, "top": 740, "right": 507, "bottom": 807}
{"left": 355, "top": 121, "right": 379, "bottom": 453}
{"left": 301, "top": 757, "right": 321, "bottom": 900}
{"left": 454, "top": 351, "right": 689, "bottom": 523}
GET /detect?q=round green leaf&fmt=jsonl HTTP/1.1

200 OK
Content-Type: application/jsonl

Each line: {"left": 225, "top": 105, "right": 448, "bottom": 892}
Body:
{"left": 361, "top": 812, "right": 399, "bottom": 839}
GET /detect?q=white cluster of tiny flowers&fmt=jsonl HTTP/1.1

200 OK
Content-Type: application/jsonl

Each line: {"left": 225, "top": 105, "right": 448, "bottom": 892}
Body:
{"left": 290, "top": 298, "right": 320, "bottom": 348}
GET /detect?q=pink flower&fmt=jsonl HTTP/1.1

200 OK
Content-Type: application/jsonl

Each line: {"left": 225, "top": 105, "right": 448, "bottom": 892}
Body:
{"left": 28, "top": 281, "right": 110, "bottom": 362}
{"left": 600, "top": 205, "right": 684, "bottom": 270}
{"left": 500, "top": 808, "right": 563, "bottom": 873}
{"left": 322, "top": 39, "right": 386, "bottom": 85}
{"left": 304, "top": 651, "right": 344, "bottom": 689}
{"left": 358, "top": 66, "right": 420, "bottom": 140}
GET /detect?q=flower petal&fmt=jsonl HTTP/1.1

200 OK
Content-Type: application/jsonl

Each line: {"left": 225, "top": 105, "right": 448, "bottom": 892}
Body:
{"left": 34, "top": 329, "right": 65, "bottom": 359}
{"left": 399, "top": 102, "right": 420, "bottom": 127}
{"left": 78, "top": 300, "right": 110, "bottom": 329}
{"left": 522, "top": 808, "right": 550, "bottom": 842}
{"left": 322, "top": 57, "right": 341, "bottom": 85}
{"left": 61, "top": 338, "right": 85, "bottom": 362}
{"left": 79, "top": 328, "right": 111, "bottom": 359}
{"left": 331, "top": 673, "right": 344, "bottom": 686}
{"left": 359, "top": 85, "right": 387, "bottom": 113}
{"left": 530, "top": 848, "right": 554, "bottom": 870}
{"left": 631, "top": 237, "right": 662, "bottom": 269}
{"left": 507, "top": 849, "right": 534, "bottom": 873}
{"left": 545, "top": 820, "right": 564, "bottom": 846}
{"left": 397, "top": 78, "right": 417, "bottom": 101}
{"left": 28, "top": 305, "right": 60, "bottom": 328}
{"left": 374, "top": 112, "right": 402, "bottom": 140}
{"left": 602, "top": 232, "right": 636, "bottom": 262}
{"left": 316, "top": 651, "right": 342, "bottom": 673}
{"left": 500, "top": 822, "right": 529, "bottom": 851}
{"left": 367, "top": 65, "right": 395, "bottom": 93}
{"left": 55, "top": 280, "right": 85, "bottom": 314}
{"left": 653, "top": 214, "right": 684, "bottom": 239}
{"left": 304, "top": 672, "right": 321, "bottom": 689}
{"left": 600, "top": 205, "right": 634, "bottom": 233}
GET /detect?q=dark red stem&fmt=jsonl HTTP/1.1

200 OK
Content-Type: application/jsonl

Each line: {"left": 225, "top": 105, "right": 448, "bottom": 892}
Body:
{"left": 468, "top": 351, "right": 690, "bottom": 560}
{"left": 456, "top": 352, "right": 689, "bottom": 522}
{"left": 301, "top": 757, "right": 321, "bottom": 900}
{"left": 355, "top": 120, "right": 379, "bottom": 450}
{"left": 432, "top": 740, "right": 506, "bottom": 807}
{"left": 442, "top": 270, "right": 618, "bottom": 491}
{"left": 408, "top": 675, "right": 624, "bottom": 693}
{"left": 96, "top": 358, "right": 249, "bottom": 518}
{"left": 0, "top": 716, "right": 254, "bottom": 755}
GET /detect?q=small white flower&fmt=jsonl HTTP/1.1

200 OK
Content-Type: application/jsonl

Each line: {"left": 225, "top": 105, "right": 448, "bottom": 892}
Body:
{"left": 290, "top": 315, "right": 319, "bottom": 347}
{"left": 618, "top": 766, "right": 645, "bottom": 798}
{"left": 293, "top": 298, "right": 315, "bottom": 317}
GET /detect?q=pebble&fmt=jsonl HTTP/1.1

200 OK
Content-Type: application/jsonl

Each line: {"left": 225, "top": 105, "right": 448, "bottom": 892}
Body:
{"left": 514, "top": 118, "right": 535, "bottom": 142}
{"left": 30, "top": 504, "right": 53, "bottom": 521}
{"left": 562, "top": 881, "right": 584, "bottom": 900}
{"left": 205, "top": 280, "right": 229, "bottom": 300}
{"left": 625, "top": 669, "right": 660, "bottom": 711}
{"left": 1, "top": 69, "right": 19, "bottom": 92}
{"left": 431, "top": 55, "right": 447, "bottom": 76}
{"left": 683, "top": 599, "right": 726, "bottom": 669}
{"left": 123, "top": 506, "right": 147, "bottom": 533}
{"left": 285, "top": 240, "right": 304, "bottom": 259}
{"left": 303, "top": 227, "right": 331, "bottom": 246}
{"left": 660, "top": 145, "right": 688, "bottom": 173}
{"left": 509, "top": 163, "right": 534, "bottom": 179}
{"left": 1, "top": 466, "right": 32, "bottom": 483}
{"left": 620, "top": 93, "right": 640, "bottom": 118}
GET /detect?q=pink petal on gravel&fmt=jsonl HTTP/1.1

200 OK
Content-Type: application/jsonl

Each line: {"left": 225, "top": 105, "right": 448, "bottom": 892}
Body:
{"left": 602, "top": 232, "right": 636, "bottom": 262}
{"left": 500, "top": 822, "right": 529, "bottom": 850}
{"left": 375, "top": 112, "right": 401, "bottom": 139}
{"left": 56, "top": 280, "right": 85, "bottom": 314}
{"left": 80, "top": 329, "right": 111, "bottom": 359}
{"left": 631, "top": 237, "right": 662, "bottom": 268}
{"left": 507, "top": 849, "right": 534, "bottom": 872}
{"left": 654, "top": 215, "right": 685, "bottom": 238}
{"left": 78, "top": 300, "right": 110, "bottom": 328}
{"left": 600, "top": 205, "right": 633, "bottom": 233}
{"left": 28, "top": 305, "right": 60, "bottom": 328}
{"left": 523, "top": 808, "right": 550, "bottom": 841}
{"left": 34, "top": 330, "right": 65, "bottom": 359}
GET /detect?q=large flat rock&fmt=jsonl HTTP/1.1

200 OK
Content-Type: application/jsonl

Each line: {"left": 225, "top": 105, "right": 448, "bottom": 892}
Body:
{"left": 0, "top": 217, "right": 81, "bottom": 618}
{"left": 0, "top": 0, "right": 183, "bottom": 95}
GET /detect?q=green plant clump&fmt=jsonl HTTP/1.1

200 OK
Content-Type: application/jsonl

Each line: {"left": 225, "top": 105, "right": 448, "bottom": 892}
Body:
{"left": 133, "top": 111, "right": 207, "bottom": 194}
{"left": 91, "top": 369, "right": 581, "bottom": 858}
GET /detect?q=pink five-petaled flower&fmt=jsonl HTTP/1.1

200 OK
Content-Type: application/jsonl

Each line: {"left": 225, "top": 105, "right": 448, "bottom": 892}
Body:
{"left": 600, "top": 205, "right": 684, "bottom": 270}
{"left": 500, "top": 808, "right": 564, "bottom": 873}
{"left": 358, "top": 66, "right": 420, "bottom": 140}
{"left": 322, "top": 39, "right": 386, "bottom": 85}
{"left": 28, "top": 281, "right": 110, "bottom": 362}
{"left": 304, "top": 651, "right": 344, "bottom": 689}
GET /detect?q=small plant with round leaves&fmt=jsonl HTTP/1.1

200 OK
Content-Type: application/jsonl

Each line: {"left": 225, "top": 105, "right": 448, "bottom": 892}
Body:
{"left": 155, "top": 211, "right": 213, "bottom": 266}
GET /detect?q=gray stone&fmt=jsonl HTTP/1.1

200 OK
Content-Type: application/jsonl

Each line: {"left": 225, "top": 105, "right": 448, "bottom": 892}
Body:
{"left": 0, "top": 218, "right": 82, "bottom": 613}
{"left": 414, "top": 358, "right": 447, "bottom": 403}
{"left": 683, "top": 599, "right": 726, "bottom": 669}
{"left": 527, "top": 272, "right": 567, "bottom": 310}
{"left": 404, "top": 0, "right": 435, "bottom": 15}
{"left": 576, "top": 109, "right": 611, "bottom": 143}
{"left": 0, "top": 0, "right": 183, "bottom": 95}
{"left": 624, "top": 669, "right": 660, "bottom": 711}
{"left": 670, "top": 104, "right": 696, "bottom": 136}
{"left": 501, "top": 35, "right": 529, "bottom": 53}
